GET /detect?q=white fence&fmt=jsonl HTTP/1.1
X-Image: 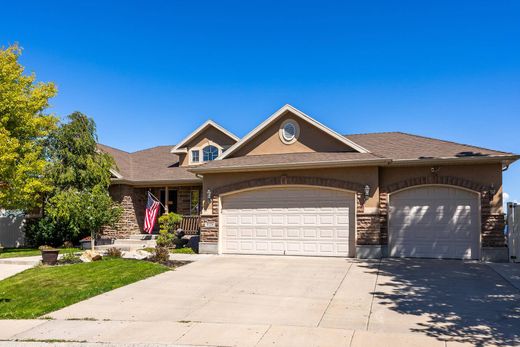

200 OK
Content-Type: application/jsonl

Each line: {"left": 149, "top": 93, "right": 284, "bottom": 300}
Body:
{"left": 507, "top": 203, "right": 520, "bottom": 263}
{"left": 0, "top": 211, "right": 26, "bottom": 248}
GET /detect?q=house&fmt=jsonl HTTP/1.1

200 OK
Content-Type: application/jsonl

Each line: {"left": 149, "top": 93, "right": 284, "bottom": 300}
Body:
{"left": 99, "top": 104, "right": 519, "bottom": 261}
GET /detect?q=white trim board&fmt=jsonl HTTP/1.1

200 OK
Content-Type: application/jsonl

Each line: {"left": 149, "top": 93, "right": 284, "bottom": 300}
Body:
{"left": 171, "top": 120, "right": 240, "bottom": 154}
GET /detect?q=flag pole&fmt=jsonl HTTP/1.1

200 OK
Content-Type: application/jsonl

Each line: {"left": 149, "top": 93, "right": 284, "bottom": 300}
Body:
{"left": 148, "top": 190, "right": 166, "bottom": 210}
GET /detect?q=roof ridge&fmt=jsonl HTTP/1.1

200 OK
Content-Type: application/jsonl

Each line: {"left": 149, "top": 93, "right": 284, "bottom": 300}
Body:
{"left": 131, "top": 145, "right": 177, "bottom": 154}
{"left": 394, "top": 131, "right": 513, "bottom": 155}
{"left": 97, "top": 143, "right": 130, "bottom": 154}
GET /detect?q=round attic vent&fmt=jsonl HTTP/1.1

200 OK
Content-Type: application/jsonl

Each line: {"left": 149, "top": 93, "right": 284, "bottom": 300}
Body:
{"left": 279, "top": 119, "right": 300, "bottom": 144}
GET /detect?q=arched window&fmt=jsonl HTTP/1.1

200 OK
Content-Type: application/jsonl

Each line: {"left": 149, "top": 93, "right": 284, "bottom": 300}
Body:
{"left": 203, "top": 145, "right": 219, "bottom": 161}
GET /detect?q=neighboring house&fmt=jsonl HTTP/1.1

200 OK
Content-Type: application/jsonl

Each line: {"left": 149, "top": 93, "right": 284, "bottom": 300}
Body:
{"left": 99, "top": 104, "right": 519, "bottom": 261}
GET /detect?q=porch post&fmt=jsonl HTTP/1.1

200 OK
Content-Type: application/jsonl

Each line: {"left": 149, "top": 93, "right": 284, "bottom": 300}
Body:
{"left": 164, "top": 187, "right": 169, "bottom": 214}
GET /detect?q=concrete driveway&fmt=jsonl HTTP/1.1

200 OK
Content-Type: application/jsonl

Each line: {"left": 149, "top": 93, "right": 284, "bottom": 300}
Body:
{"left": 8, "top": 256, "right": 520, "bottom": 346}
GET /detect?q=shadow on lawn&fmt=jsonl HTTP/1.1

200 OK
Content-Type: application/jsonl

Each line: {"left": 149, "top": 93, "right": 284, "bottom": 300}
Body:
{"left": 360, "top": 259, "right": 520, "bottom": 347}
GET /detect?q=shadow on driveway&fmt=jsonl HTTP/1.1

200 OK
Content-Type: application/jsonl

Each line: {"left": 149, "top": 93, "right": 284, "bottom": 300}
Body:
{"left": 360, "top": 259, "right": 520, "bottom": 347}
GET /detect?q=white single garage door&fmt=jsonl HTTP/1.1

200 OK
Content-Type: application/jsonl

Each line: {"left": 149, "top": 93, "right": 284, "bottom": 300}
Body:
{"left": 221, "top": 186, "right": 355, "bottom": 257}
{"left": 389, "top": 186, "right": 480, "bottom": 259}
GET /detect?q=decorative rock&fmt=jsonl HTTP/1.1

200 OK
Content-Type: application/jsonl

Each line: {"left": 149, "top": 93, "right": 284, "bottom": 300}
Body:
{"left": 120, "top": 249, "right": 152, "bottom": 260}
{"left": 80, "top": 250, "right": 102, "bottom": 262}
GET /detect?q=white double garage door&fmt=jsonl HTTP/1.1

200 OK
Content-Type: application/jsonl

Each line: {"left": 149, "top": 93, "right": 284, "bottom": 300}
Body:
{"left": 220, "top": 185, "right": 480, "bottom": 259}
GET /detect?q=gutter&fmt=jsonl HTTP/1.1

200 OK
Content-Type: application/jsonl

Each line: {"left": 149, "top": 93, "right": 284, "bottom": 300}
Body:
{"left": 189, "top": 154, "right": 520, "bottom": 174}
{"left": 110, "top": 178, "right": 202, "bottom": 186}
{"left": 389, "top": 155, "right": 520, "bottom": 167}
{"left": 189, "top": 158, "right": 391, "bottom": 174}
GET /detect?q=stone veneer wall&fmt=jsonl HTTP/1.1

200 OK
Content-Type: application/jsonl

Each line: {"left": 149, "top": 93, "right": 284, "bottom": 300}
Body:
{"left": 103, "top": 185, "right": 147, "bottom": 239}
{"left": 103, "top": 184, "right": 201, "bottom": 239}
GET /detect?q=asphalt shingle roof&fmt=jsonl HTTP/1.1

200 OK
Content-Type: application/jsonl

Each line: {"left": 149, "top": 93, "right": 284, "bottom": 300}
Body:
{"left": 344, "top": 132, "right": 512, "bottom": 160}
{"left": 99, "top": 132, "right": 516, "bottom": 179}
{"left": 97, "top": 144, "right": 199, "bottom": 183}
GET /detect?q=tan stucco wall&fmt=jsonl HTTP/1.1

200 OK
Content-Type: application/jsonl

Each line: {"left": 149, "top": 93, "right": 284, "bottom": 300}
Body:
{"left": 231, "top": 111, "right": 356, "bottom": 157}
{"left": 179, "top": 126, "right": 237, "bottom": 166}
{"left": 201, "top": 166, "right": 380, "bottom": 214}
{"left": 380, "top": 163, "right": 503, "bottom": 213}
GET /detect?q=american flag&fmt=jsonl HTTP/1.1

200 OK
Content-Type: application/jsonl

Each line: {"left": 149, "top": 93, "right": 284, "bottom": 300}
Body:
{"left": 143, "top": 192, "right": 160, "bottom": 233}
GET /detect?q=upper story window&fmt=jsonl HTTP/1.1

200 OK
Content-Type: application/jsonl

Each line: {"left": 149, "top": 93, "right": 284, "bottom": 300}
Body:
{"left": 203, "top": 145, "right": 219, "bottom": 161}
{"left": 191, "top": 150, "right": 199, "bottom": 163}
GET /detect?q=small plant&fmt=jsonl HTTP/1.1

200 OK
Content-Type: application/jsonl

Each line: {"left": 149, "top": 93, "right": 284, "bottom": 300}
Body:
{"left": 38, "top": 245, "right": 55, "bottom": 250}
{"left": 58, "top": 251, "right": 81, "bottom": 265}
{"left": 105, "top": 247, "right": 122, "bottom": 258}
{"left": 158, "top": 212, "right": 183, "bottom": 233}
{"left": 150, "top": 246, "right": 170, "bottom": 263}
{"left": 156, "top": 228, "right": 175, "bottom": 247}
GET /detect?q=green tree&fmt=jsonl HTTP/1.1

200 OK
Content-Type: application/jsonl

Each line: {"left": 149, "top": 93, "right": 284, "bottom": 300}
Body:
{"left": 30, "top": 112, "right": 122, "bottom": 246}
{"left": 0, "top": 44, "right": 57, "bottom": 210}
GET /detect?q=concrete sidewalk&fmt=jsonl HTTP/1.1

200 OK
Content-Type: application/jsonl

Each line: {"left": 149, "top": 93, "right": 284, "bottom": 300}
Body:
{"left": 0, "top": 255, "right": 41, "bottom": 266}
{"left": 0, "top": 318, "right": 471, "bottom": 347}
{"left": 0, "top": 264, "right": 33, "bottom": 281}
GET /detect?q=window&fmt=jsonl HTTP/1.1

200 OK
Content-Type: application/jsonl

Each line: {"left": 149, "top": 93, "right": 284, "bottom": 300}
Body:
{"left": 279, "top": 119, "right": 300, "bottom": 144}
{"left": 202, "top": 145, "right": 219, "bottom": 161}
{"left": 190, "top": 190, "right": 200, "bottom": 215}
{"left": 191, "top": 150, "right": 199, "bottom": 163}
{"left": 283, "top": 122, "right": 296, "bottom": 141}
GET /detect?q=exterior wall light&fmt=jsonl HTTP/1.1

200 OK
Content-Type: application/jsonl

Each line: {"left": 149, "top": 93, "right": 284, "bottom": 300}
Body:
{"left": 206, "top": 189, "right": 212, "bottom": 204}
{"left": 364, "top": 184, "right": 370, "bottom": 200}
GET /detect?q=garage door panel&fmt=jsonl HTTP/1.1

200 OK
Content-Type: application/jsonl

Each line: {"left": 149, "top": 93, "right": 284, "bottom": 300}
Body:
{"left": 221, "top": 187, "right": 355, "bottom": 257}
{"left": 389, "top": 186, "right": 479, "bottom": 260}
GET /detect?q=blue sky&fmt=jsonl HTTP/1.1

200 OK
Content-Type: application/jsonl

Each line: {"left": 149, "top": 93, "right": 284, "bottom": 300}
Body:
{"left": 1, "top": 0, "right": 519, "bottom": 204}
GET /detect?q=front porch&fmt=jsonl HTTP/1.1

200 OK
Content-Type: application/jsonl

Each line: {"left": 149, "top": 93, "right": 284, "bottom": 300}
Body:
{"left": 104, "top": 184, "right": 202, "bottom": 239}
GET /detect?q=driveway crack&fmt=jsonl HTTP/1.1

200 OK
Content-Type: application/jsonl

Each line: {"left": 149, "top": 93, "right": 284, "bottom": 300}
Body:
{"left": 365, "top": 259, "right": 381, "bottom": 331}
{"left": 316, "top": 261, "right": 353, "bottom": 327}
{"left": 254, "top": 324, "right": 272, "bottom": 346}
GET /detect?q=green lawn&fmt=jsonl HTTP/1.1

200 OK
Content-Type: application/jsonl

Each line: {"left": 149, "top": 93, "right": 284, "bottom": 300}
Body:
{"left": 170, "top": 247, "right": 195, "bottom": 254}
{"left": 0, "top": 258, "right": 169, "bottom": 319}
{"left": 0, "top": 248, "right": 81, "bottom": 259}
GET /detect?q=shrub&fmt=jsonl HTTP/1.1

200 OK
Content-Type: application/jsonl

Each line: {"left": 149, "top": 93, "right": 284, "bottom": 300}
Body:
{"left": 158, "top": 213, "right": 182, "bottom": 232}
{"left": 156, "top": 228, "right": 174, "bottom": 248}
{"left": 157, "top": 213, "right": 185, "bottom": 248}
{"left": 150, "top": 246, "right": 170, "bottom": 263}
{"left": 105, "top": 247, "right": 122, "bottom": 258}
{"left": 25, "top": 216, "right": 71, "bottom": 248}
{"left": 62, "top": 241, "right": 74, "bottom": 248}
{"left": 58, "top": 251, "right": 81, "bottom": 264}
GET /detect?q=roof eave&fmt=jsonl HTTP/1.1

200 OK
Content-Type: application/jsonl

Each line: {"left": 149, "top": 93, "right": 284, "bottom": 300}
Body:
{"left": 171, "top": 120, "right": 240, "bottom": 153}
{"left": 389, "top": 155, "right": 520, "bottom": 166}
{"left": 189, "top": 158, "right": 390, "bottom": 174}
{"left": 110, "top": 178, "right": 202, "bottom": 186}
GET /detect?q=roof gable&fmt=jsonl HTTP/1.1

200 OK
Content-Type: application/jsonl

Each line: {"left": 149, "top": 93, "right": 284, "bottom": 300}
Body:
{"left": 218, "top": 104, "right": 369, "bottom": 160}
{"left": 171, "top": 120, "right": 239, "bottom": 154}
